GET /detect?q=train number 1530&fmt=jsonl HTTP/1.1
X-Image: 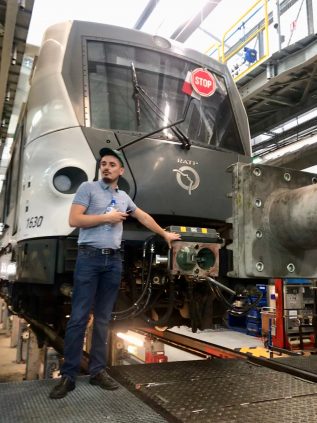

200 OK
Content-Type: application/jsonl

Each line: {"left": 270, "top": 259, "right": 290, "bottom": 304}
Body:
{"left": 26, "top": 216, "right": 44, "bottom": 228}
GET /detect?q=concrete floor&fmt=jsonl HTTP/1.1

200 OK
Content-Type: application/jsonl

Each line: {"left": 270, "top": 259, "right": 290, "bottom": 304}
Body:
{"left": 0, "top": 325, "right": 26, "bottom": 383}
{"left": 170, "top": 326, "right": 264, "bottom": 349}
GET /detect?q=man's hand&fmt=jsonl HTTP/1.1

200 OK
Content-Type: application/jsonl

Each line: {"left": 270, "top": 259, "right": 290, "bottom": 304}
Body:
{"left": 162, "top": 231, "right": 181, "bottom": 248}
{"left": 131, "top": 208, "right": 181, "bottom": 247}
{"left": 105, "top": 210, "right": 128, "bottom": 224}
{"left": 69, "top": 204, "right": 128, "bottom": 228}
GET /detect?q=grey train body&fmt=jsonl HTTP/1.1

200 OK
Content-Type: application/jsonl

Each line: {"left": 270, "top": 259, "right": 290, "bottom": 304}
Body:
{"left": 0, "top": 21, "right": 251, "bottom": 332}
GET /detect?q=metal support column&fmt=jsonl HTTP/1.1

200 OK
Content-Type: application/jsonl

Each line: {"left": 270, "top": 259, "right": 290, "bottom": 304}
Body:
{"left": 10, "top": 315, "right": 22, "bottom": 347}
{"left": 275, "top": 0, "right": 283, "bottom": 50}
{"left": 0, "top": 301, "right": 10, "bottom": 333}
{"left": 313, "top": 279, "right": 317, "bottom": 348}
{"left": 306, "top": 0, "right": 314, "bottom": 35}
{"left": 25, "top": 329, "right": 43, "bottom": 380}
{"left": 16, "top": 320, "right": 28, "bottom": 363}
{"left": 0, "top": 298, "right": 5, "bottom": 324}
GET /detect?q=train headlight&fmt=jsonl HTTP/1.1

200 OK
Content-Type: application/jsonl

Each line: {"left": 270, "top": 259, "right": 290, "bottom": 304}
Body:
{"left": 54, "top": 175, "right": 72, "bottom": 192}
{"left": 52, "top": 167, "right": 87, "bottom": 194}
{"left": 153, "top": 35, "right": 171, "bottom": 49}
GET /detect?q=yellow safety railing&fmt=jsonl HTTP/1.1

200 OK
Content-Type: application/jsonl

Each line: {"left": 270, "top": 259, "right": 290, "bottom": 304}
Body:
{"left": 206, "top": 0, "right": 269, "bottom": 82}
{"left": 205, "top": 42, "right": 222, "bottom": 62}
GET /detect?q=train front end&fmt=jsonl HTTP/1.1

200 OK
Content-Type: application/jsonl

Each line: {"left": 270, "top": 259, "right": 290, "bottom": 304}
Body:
{"left": 0, "top": 21, "right": 251, "bottom": 332}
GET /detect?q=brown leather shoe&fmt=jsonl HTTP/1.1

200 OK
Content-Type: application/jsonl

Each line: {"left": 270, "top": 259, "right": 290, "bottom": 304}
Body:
{"left": 49, "top": 376, "right": 75, "bottom": 399}
{"left": 89, "top": 370, "right": 119, "bottom": 390}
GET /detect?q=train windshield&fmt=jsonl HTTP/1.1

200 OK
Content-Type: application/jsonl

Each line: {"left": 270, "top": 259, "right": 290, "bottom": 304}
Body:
{"left": 87, "top": 41, "right": 244, "bottom": 154}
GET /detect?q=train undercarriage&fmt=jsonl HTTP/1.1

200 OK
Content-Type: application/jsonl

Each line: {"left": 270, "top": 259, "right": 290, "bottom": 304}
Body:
{"left": 0, "top": 220, "right": 264, "bottom": 337}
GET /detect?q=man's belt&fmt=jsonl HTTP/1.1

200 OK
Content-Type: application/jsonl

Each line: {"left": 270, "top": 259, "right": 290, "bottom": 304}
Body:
{"left": 79, "top": 245, "right": 120, "bottom": 255}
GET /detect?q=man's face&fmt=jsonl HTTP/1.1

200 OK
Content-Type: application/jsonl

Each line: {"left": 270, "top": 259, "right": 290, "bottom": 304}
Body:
{"left": 100, "top": 155, "right": 124, "bottom": 183}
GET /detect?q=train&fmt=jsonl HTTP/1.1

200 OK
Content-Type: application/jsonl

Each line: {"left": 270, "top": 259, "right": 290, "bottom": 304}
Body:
{"left": 0, "top": 20, "right": 258, "bottom": 336}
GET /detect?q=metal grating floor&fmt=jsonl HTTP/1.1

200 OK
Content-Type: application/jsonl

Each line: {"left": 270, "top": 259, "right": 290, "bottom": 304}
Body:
{"left": 3, "top": 359, "right": 317, "bottom": 422}
{"left": 276, "top": 355, "right": 317, "bottom": 374}
{"left": 111, "top": 359, "right": 317, "bottom": 423}
{"left": 0, "top": 376, "right": 168, "bottom": 423}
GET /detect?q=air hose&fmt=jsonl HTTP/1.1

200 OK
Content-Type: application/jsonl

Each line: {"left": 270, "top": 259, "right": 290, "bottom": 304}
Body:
{"left": 142, "top": 280, "right": 175, "bottom": 327}
{"left": 112, "top": 236, "right": 156, "bottom": 320}
{"left": 205, "top": 276, "right": 263, "bottom": 316}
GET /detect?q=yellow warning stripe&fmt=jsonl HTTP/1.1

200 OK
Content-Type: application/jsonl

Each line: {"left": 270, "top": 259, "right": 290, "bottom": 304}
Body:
{"left": 179, "top": 226, "right": 209, "bottom": 233}
{"left": 234, "top": 346, "right": 285, "bottom": 358}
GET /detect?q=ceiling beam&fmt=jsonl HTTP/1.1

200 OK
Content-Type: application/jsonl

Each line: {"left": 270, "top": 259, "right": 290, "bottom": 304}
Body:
{"left": 265, "top": 134, "right": 317, "bottom": 170}
{"left": 170, "top": 0, "right": 222, "bottom": 42}
{"left": 134, "top": 0, "right": 159, "bottom": 30}
{"left": 255, "top": 94, "right": 294, "bottom": 107}
{"left": 253, "top": 117, "right": 317, "bottom": 154}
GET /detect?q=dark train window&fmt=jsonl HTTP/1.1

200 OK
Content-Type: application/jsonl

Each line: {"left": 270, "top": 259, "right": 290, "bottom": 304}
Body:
{"left": 87, "top": 41, "right": 244, "bottom": 154}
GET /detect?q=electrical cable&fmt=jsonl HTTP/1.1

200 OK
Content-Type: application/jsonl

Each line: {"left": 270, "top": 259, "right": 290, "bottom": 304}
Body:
{"left": 205, "top": 276, "right": 236, "bottom": 296}
{"left": 142, "top": 279, "right": 175, "bottom": 327}
{"left": 205, "top": 276, "right": 263, "bottom": 316}
{"left": 111, "top": 236, "right": 156, "bottom": 320}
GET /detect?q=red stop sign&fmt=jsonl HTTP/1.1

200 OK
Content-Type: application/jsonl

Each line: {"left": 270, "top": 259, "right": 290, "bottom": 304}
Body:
{"left": 191, "top": 68, "right": 216, "bottom": 97}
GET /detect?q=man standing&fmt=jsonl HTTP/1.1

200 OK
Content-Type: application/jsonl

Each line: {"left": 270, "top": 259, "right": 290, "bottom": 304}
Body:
{"left": 49, "top": 148, "right": 180, "bottom": 399}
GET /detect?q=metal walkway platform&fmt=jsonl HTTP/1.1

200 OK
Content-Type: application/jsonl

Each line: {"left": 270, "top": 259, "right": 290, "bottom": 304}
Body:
{"left": 237, "top": 33, "right": 317, "bottom": 139}
{"left": 0, "top": 375, "right": 167, "bottom": 423}
{"left": 277, "top": 354, "right": 317, "bottom": 375}
{"left": 111, "top": 359, "right": 317, "bottom": 423}
{"left": 3, "top": 358, "right": 317, "bottom": 422}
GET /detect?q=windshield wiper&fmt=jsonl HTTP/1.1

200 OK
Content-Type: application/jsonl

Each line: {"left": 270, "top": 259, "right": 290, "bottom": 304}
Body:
{"left": 129, "top": 62, "right": 191, "bottom": 150}
{"left": 131, "top": 63, "right": 141, "bottom": 127}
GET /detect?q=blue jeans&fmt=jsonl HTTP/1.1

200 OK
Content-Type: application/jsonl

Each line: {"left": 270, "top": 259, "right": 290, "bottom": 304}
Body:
{"left": 61, "top": 248, "right": 122, "bottom": 381}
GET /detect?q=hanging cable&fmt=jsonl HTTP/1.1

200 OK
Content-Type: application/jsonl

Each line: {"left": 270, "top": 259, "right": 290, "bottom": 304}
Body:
{"left": 205, "top": 276, "right": 236, "bottom": 296}
{"left": 142, "top": 278, "right": 176, "bottom": 327}
{"left": 112, "top": 236, "right": 156, "bottom": 320}
{"left": 205, "top": 276, "right": 263, "bottom": 316}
